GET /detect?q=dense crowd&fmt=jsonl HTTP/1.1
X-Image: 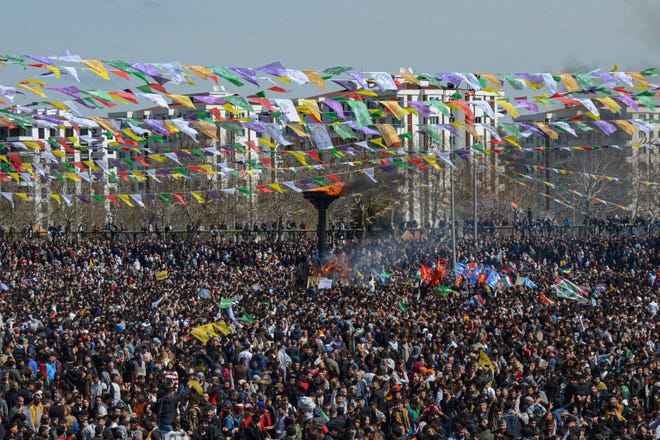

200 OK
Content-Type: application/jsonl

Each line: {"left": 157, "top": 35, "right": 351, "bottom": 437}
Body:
{"left": 0, "top": 230, "right": 658, "bottom": 440}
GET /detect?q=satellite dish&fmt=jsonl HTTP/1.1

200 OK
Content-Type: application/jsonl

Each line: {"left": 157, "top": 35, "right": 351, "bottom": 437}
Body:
{"left": 407, "top": 67, "right": 414, "bottom": 74}
{"left": 399, "top": 67, "right": 406, "bottom": 73}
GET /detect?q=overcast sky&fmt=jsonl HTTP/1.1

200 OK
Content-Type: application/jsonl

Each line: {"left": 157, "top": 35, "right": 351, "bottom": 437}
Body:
{"left": 3, "top": 0, "right": 658, "bottom": 73}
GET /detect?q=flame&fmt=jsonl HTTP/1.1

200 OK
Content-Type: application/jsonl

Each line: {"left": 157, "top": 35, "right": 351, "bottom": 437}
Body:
{"left": 309, "top": 182, "right": 346, "bottom": 196}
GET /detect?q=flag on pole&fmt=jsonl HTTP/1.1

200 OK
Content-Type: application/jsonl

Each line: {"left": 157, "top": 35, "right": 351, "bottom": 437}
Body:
{"left": 477, "top": 350, "right": 495, "bottom": 371}
{"left": 432, "top": 258, "right": 447, "bottom": 286}
{"left": 379, "top": 270, "right": 392, "bottom": 283}
{"left": 239, "top": 311, "right": 255, "bottom": 325}
{"left": 219, "top": 298, "right": 234, "bottom": 309}
{"left": 435, "top": 285, "right": 459, "bottom": 298}
{"left": 511, "top": 201, "right": 520, "bottom": 211}
{"left": 420, "top": 264, "right": 433, "bottom": 284}
{"left": 552, "top": 278, "right": 589, "bottom": 302}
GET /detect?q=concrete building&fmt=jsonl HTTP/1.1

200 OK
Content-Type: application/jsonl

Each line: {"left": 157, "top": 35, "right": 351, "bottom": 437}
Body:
{"left": 513, "top": 104, "right": 659, "bottom": 218}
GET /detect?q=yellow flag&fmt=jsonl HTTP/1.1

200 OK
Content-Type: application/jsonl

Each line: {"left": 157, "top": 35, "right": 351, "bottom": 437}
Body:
{"left": 168, "top": 94, "right": 196, "bottom": 109}
{"left": 370, "top": 138, "right": 387, "bottom": 149}
{"left": 191, "top": 191, "right": 205, "bottom": 204}
{"left": 375, "top": 124, "right": 401, "bottom": 147}
{"left": 118, "top": 194, "right": 134, "bottom": 207}
{"left": 212, "top": 320, "right": 232, "bottom": 336}
{"left": 496, "top": 100, "right": 519, "bottom": 118}
{"left": 286, "top": 123, "right": 309, "bottom": 138}
{"left": 627, "top": 72, "right": 650, "bottom": 89}
{"left": 503, "top": 135, "right": 521, "bottom": 148}
{"left": 380, "top": 101, "right": 408, "bottom": 120}
{"left": 478, "top": 73, "right": 503, "bottom": 90}
{"left": 190, "top": 120, "right": 218, "bottom": 141}
{"left": 299, "top": 99, "right": 322, "bottom": 122}
{"left": 49, "top": 194, "right": 61, "bottom": 205}
{"left": 534, "top": 122, "right": 559, "bottom": 140}
{"left": 191, "top": 327, "right": 210, "bottom": 344}
{"left": 302, "top": 70, "right": 325, "bottom": 89}
{"left": 51, "top": 102, "right": 71, "bottom": 111}
{"left": 84, "top": 160, "right": 100, "bottom": 171}
{"left": 396, "top": 71, "right": 420, "bottom": 85}
{"left": 44, "top": 65, "right": 61, "bottom": 79}
{"left": 89, "top": 116, "right": 119, "bottom": 135}
{"left": 15, "top": 193, "right": 31, "bottom": 202}
{"left": 423, "top": 155, "right": 442, "bottom": 170}
{"left": 17, "top": 82, "right": 47, "bottom": 98}
{"left": 268, "top": 183, "right": 286, "bottom": 193}
{"left": 288, "top": 151, "right": 307, "bottom": 166}
{"left": 558, "top": 73, "right": 579, "bottom": 93}
{"left": 613, "top": 120, "right": 636, "bottom": 136}
{"left": 202, "top": 323, "right": 219, "bottom": 338}
{"left": 259, "top": 138, "right": 276, "bottom": 148}
{"left": 155, "top": 270, "right": 169, "bottom": 281}
{"left": 82, "top": 59, "right": 110, "bottom": 80}
{"left": 597, "top": 97, "right": 622, "bottom": 114}
{"left": 131, "top": 170, "right": 147, "bottom": 182}
{"left": 184, "top": 64, "right": 213, "bottom": 80}
{"left": 478, "top": 350, "right": 495, "bottom": 371}
{"left": 122, "top": 129, "right": 144, "bottom": 142}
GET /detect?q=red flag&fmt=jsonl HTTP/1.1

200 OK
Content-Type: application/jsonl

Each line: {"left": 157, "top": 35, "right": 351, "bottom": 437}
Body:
{"left": 420, "top": 264, "right": 433, "bottom": 284}
{"left": 539, "top": 293, "right": 555, "bottom": 305}
{"left": 432, "top": 258, "right": 447, "bottom": 286}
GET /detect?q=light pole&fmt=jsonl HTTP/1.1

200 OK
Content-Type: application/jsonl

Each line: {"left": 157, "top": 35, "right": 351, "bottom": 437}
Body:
{"left": 473, "top": 148, "right": 478, "bottom": 243}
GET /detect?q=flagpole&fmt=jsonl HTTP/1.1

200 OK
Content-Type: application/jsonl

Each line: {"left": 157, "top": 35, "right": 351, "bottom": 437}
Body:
{"left": 450, "top": 144, "right": 457, "bottom": 276}
{"left": 473, "top": 153, "right": 478, "bottom": 243}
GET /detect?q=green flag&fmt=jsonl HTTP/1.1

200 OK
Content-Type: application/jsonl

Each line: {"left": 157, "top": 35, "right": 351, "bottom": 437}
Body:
{"left": 435, "top": 285, "right": 459, "bottom": 298}
{"left": 552, "top": 278, "right": 588, "bottom": 302}
{"left": 219, "top": 298, "right": 234, "bottom": 309}
{"left": 397, "top": 299, "right": 408, "bottom": 312}
{"left": 239, "top": 312, "right": 255, "bottom": 325}
{"left": 346, "top": 100, "right": 373, "bottom": 128}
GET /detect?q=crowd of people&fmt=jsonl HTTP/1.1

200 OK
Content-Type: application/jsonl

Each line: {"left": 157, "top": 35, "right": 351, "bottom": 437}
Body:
{"left": 0, "top": 228, "right": 658, "bottom": 440}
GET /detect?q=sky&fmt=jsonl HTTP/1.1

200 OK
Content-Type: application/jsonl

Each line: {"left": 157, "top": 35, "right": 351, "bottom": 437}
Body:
{"left": 3, "top": 0, "right": 658, "bottom": 74}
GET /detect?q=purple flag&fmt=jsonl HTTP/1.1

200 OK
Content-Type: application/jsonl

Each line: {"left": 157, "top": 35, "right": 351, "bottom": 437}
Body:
{"left": 407, "top": 101, "right": 432, "bottom": 118}
{"left": 144, "top": 119, "right": 170, "bottom": 136}
{"left": 206, "top": 190, "right": 219, "bottom": 201}
{"left": 322, "top": 100, "right": 346, "bottom": 119}
{"left": 348, "top": 121, "right": 379, "bottom": 135}
{"left": 514, "top": 97, "right": 539, "bottom": 112}
{"left": 76, "top": 195, "right": 91, "bottom": 204}
{"left": 243, "top": 121, "right": 267, "bottom": 133}
{"left": 193, "top": 95, "right": 226, "bottom": 105}
{"left": 517, "top": 123, "right": 546, "bottom": 137}
{"left": 48, "top": 86, "right": 81, "bottom": 98}
{"left": 438, "top": 124, "right": 461, "bottom": 137}
{"left": 129, "top": 62, "right": 160, "bottom": 78}
{"left": 346, "top": 71, "right": 368, "bottom": 89}
{"left": 614, "top": 95, "right": 639, "bottom": 111}
{"left": 256, "top": 61, "right": 287, "bottom": 77}
{"left": 145, "top": 194, "right": 158, "bottom": 205}
{"left": 24, "top": 54, "right": 55, "bottom": 66}
{"left": 436, "top": 73, "right": 464, "bottom": 87}
{"left": 230, "top": 67, "right": 259, "bottom": 86}
{"left": 592, "top": 120, "right": 617, "bottom": 136}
